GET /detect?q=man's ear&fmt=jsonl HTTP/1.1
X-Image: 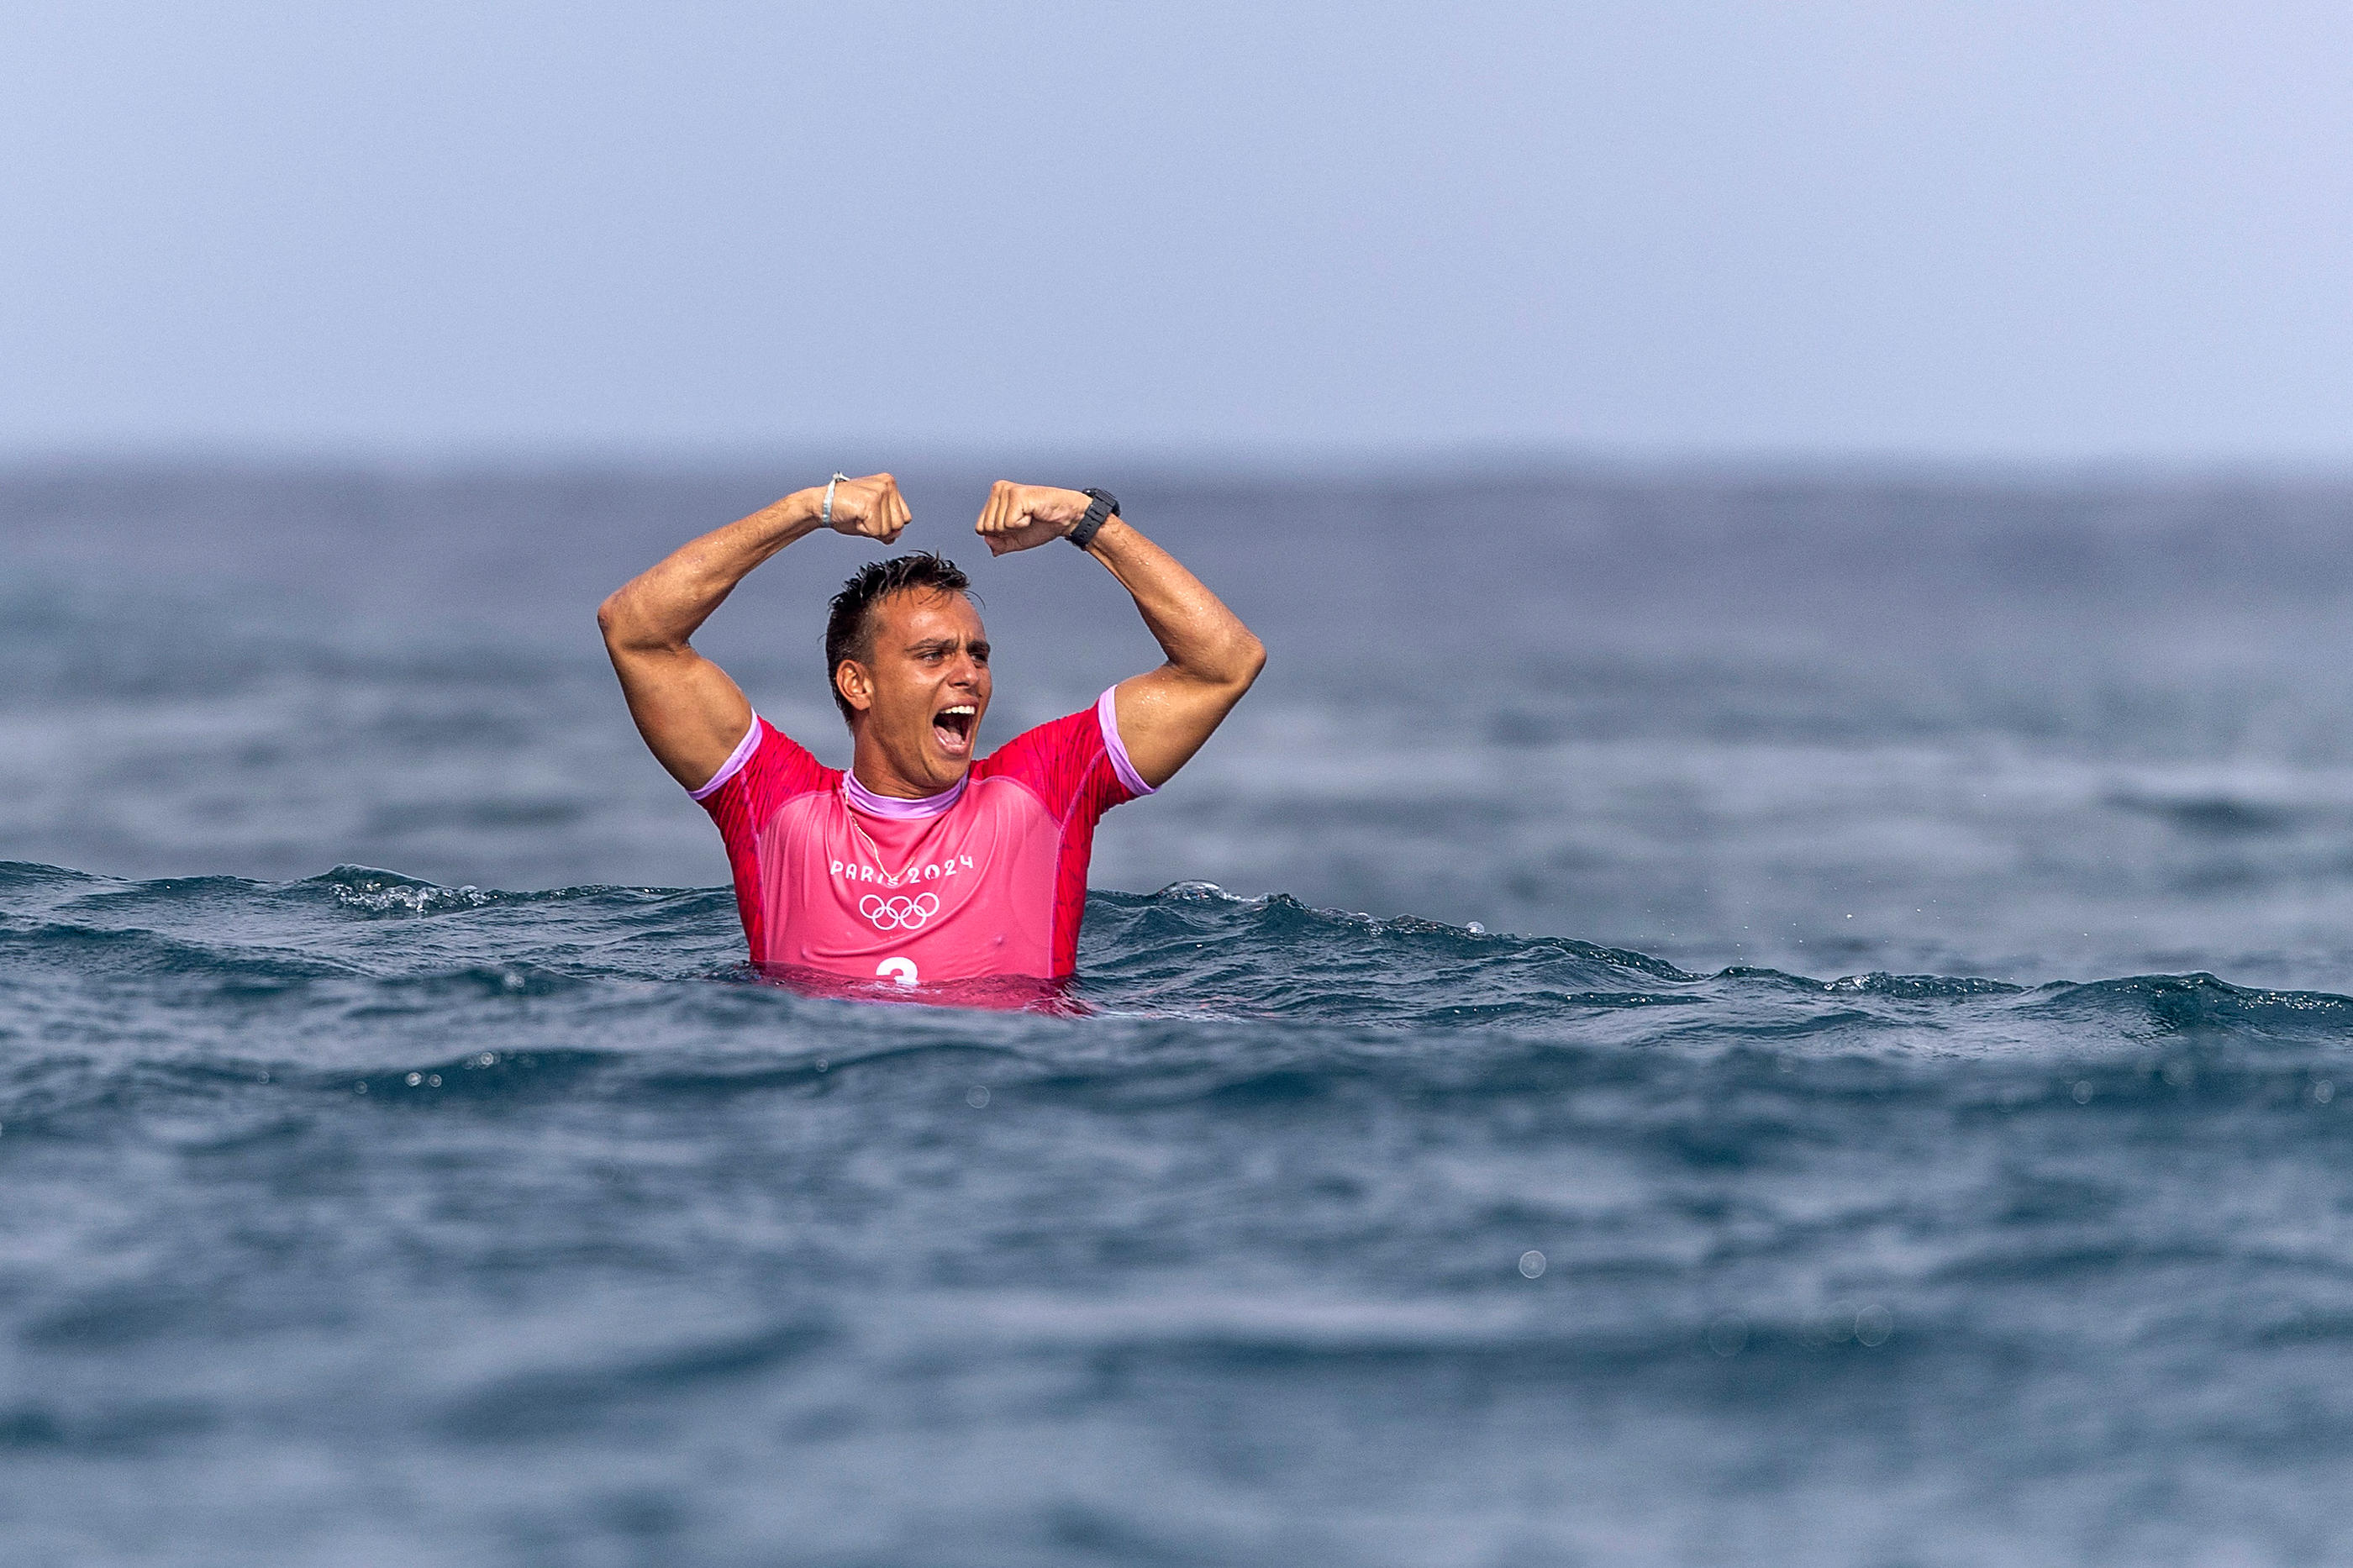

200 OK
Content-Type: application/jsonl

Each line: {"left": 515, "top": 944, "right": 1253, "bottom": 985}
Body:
{"left": 834, "top": 660, "right": 873, "bottom": 713}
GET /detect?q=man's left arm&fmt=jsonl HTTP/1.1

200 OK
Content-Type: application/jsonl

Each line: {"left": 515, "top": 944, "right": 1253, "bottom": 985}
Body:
{"left": 975, "top": 482, "right": 1266, "bottom": 788}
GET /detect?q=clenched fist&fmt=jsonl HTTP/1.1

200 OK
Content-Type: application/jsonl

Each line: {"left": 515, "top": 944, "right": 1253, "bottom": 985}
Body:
{"left": 972, "top": 481, "right": 1096, "bottom": 556}
{"left": 822, "top": 473, "right": 912, "bottom": 544}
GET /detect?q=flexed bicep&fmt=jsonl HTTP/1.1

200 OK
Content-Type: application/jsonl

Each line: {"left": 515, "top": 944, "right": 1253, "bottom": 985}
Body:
{"left": 964, "top": 485, "right": 1266, "bottom": 787}
{"left": 1110, "top": 662, "right": 1259, "bottom": 789}
{"left": 604, "top": 639, "right": 755, "bottom": 792}
{"left": 596, "top": 473, "right": 912, "bottom": 792}
{"left": 971, "top": 481, "right": 1263, "bottom": 787}
{"left": 1074, "top": 508, "right": 1265, "bottom": 788}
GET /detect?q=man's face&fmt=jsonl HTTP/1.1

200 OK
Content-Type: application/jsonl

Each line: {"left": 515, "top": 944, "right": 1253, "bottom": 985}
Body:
{"left": 839, "top": 589, "right": 992, "bottom": 792}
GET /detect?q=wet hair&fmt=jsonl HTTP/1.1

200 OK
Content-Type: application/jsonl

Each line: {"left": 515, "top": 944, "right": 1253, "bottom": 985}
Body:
{"left": 823, "top": 552, "right": 976, "bottom": 725}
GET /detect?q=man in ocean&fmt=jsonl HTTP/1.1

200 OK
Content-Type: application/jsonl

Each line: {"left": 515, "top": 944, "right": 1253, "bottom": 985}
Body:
{"left": 597, "top": 475, "right": 1266, "bottom": 994}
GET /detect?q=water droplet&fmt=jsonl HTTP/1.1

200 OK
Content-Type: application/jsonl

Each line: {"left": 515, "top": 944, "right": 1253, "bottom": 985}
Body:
{"left": 427, "top": 1075, "right": 441, "bottom": 1088}
{"left": 502, "top": 971, "right": 525, "bottom": 992}
{"left": 2316, "top": 1080, "right": 2335, "bottom": 1105}
{"left": 1707, "top": 1314, "right": 1748, "bottom": 1356}
{"left": 814, "top": 1058, "right": 828, "bottom": 1072}
{"left": 1856, "top": 1304, "right": 1894, "bottom": 1346}
{"left": 2071, "top": 1081, "right": 2093, "bottom": 1104}
{"left": 477, "top": 1053, "right": 497, "bottom": 1068}
{"left": 406, "top": 1072, "right": 423, "bottom": 1087}
{"left": 1519, "top": 1250, "right": 1545, "bottom": 1279}
{"left": 966, "top": 1086, "right": 990, "bottom": 1108}
{"left": 354, "top": 1081, "right": 368, "bottom": 1095}
{"left": 1466, "top": 922, "right": 1487, "bottom": 935}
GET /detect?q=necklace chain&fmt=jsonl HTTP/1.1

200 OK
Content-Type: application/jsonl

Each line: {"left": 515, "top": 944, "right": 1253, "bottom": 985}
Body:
{"left": 840, "top": 784, "right": 934, "bottom": 885}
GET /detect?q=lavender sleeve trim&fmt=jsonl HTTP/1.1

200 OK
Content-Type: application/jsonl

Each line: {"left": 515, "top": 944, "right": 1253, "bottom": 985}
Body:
{"left": 1096, "top": 687, "right": 1156, "bottom": 797}
{"left": 689, "top": 716, "right": 763, "bottom": 801}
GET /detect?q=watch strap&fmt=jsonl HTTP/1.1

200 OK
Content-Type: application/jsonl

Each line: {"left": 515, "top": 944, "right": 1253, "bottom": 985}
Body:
{"left": 1068, "top": 487, "right": 1120, "bottom": 550}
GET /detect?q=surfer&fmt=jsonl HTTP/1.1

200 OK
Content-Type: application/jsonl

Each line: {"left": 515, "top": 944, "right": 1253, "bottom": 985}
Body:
{"left": 597, "top": 476, "right": 1265, "bottom": 992}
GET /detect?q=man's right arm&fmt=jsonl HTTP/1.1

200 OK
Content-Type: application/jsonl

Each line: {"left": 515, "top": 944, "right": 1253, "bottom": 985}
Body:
{"left": 597, "top": 473, "right": 910, "bottom": 790}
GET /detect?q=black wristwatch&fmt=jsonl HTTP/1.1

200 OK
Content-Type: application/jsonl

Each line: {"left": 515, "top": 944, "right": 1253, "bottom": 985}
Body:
{"left": 1068, "top": 487, "right": 1119, "bottom": 550}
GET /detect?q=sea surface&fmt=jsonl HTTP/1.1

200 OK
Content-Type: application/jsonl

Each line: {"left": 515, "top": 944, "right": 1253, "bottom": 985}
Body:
{"left": 10, "top": 462, "right": 2353, "bottom": 1565}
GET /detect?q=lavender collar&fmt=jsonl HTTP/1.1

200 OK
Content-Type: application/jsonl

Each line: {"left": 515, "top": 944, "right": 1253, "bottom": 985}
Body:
{"left": 842, "top": 769, "right": 966, "bottom": 820}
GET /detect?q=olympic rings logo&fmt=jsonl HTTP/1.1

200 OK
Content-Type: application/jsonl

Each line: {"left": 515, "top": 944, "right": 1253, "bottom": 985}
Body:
{"left": 860, "top": 892, "right": 940, "bottom": 931}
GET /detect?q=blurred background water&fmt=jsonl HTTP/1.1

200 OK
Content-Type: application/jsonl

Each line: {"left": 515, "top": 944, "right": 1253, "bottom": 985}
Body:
{"left": 10, "top": 464, "right": 2353, "bottom": 1564}
{"left": 15, "top": 460, "right": 2353, "bottom": 982}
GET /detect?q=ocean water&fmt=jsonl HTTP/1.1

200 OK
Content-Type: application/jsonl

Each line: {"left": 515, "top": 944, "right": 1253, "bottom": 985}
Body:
{"left": 9, "top": 463, "right": 2353, "bottom": 1565}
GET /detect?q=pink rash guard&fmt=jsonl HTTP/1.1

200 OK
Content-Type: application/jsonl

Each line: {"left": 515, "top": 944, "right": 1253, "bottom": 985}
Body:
{"left": 691, "top": 688, "right": 1154, "bottom": 987}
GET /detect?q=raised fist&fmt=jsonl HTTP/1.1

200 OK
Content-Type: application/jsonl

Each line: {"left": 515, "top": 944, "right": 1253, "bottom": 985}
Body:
{"left": 823, "top": 473, "right": 911, "bottom": 544}
{"left": 973, "top": 481, "right": 1092, "bottom": 556}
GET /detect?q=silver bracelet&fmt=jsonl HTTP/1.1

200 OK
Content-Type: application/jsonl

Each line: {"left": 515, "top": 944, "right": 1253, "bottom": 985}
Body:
{"left": 821, "top": 472, "right": 848, "bottom": 528}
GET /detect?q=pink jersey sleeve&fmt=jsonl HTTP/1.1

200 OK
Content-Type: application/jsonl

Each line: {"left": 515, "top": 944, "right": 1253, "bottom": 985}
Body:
{"left": 980, "top": 687, "right": 1155, "bottom": 818}
{"left": 976, "top": 687, "right": 1155, "bottom": 971}
{"left": 690, "top": 716, "right": 834, "bottom": 960}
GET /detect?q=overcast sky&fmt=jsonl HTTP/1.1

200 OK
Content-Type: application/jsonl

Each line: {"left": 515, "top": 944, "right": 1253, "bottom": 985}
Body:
{"left": 3, "top": 2, "right": 2350, "bottom": 464}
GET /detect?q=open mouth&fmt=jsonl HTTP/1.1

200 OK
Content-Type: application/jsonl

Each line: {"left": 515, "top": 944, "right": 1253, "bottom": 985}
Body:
{"left": 932, "top": 703, "right": 977, "bottom": 755}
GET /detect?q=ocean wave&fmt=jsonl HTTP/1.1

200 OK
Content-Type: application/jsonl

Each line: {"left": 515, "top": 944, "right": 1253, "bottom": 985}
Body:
{"left": 8, "top": 862, "right": 2353, "bottom": 1121}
